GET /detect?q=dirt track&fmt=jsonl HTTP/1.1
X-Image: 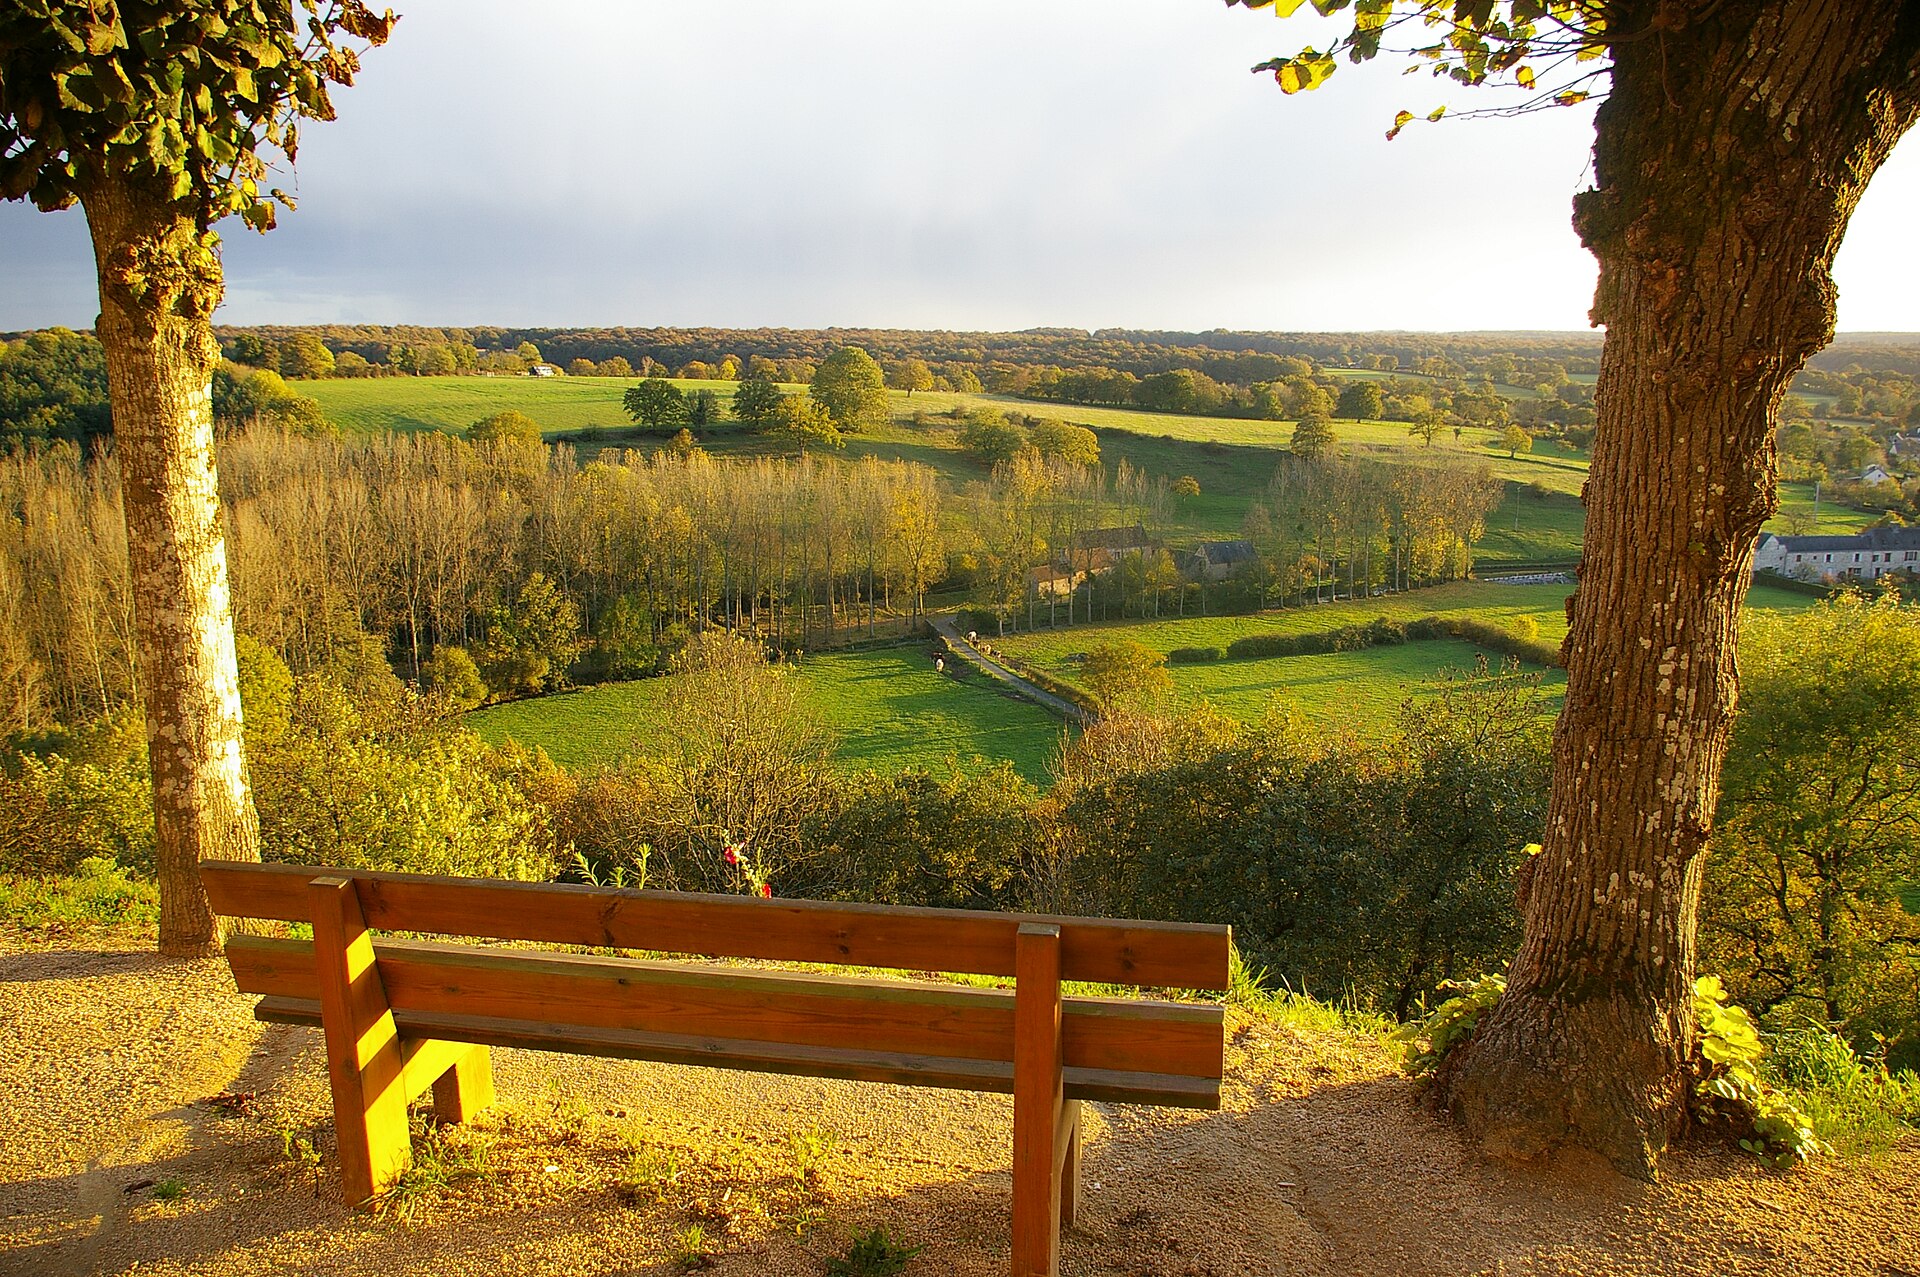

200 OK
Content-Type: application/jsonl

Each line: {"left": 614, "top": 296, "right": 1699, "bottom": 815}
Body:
{"left": 3, "top": 931, "right": 1917, "bottom": 1277}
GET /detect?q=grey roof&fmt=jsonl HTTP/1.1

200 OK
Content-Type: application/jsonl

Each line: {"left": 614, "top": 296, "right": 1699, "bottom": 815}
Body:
{"left": 1766, "top": 526, "right": 1920, "bottom": 554}
{"left": 1072, "top": 524, "right": 1150, "bottom": 550}
{"left": 1195, "top": 539, "right": 1257, "bottom": 564}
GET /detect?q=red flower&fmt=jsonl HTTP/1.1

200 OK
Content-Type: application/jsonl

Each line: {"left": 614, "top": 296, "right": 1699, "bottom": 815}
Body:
{"left": 723, "top": 845, "right": 741, "bottom": 866}
{"left": 757, "top": 883, "right": 773, "bottom": 899}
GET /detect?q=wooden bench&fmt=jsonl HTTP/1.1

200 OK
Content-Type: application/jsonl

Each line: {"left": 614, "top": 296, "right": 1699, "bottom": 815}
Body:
{"left": 202, "top": 860, "right": 1230, "bottom": 1277}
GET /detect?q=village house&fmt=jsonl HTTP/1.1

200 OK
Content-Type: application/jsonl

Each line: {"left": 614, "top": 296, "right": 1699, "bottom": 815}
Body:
{"left": 1753, "top": 525, "right": 1920, "bottom": 581}
{"left": 1025, "top": 564, "right": 1084, "bottom": 598}
{"left": 1064, "top": 524, "right": 1152, "bottom": 565}
{"left": 1182, "top": 539, "right": 1258, "bottom": 582}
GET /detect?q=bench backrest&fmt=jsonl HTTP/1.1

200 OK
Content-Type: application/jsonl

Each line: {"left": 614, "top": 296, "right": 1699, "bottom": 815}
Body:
{"left": 201, "top": 860, "right": 1233, "bottom": 990}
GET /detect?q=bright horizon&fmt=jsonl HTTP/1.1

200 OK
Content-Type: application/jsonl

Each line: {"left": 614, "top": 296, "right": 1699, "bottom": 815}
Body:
{"left": 2, "top": 0, "right": 1916, "bottom": 335}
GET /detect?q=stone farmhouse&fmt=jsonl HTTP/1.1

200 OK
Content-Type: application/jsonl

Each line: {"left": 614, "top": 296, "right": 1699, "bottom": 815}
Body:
{"left": 1182, "top": 539, "right": 1258, "bottom": 582}
{"left": 1753, "top": 525, "right": 1920, "bottom": 581}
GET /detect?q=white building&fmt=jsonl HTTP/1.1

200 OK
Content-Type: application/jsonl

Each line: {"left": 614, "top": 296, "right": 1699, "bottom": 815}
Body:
{"left": 1754, "top": 526, "right": 1920, "bottom": 582}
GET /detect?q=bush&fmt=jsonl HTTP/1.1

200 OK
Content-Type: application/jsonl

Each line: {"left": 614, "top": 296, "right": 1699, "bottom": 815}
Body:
{"left": 252, "top": 673, "right": 564, "bottom": 880}
{"left": 0, "top": 856, "right": 159, "bottom": 934}
{"left": 0, "top": 711, "right": 154, "bottom": 875}
{"left": 1409, "top": 615, "right": 1564, "bottom": 669}
{"left": 1052, "top": 660, "right": 1551, "bottom": 1016}
{"left": 804, "top": 764, "right": 1042, "bottom": 910}
{"left": 1167, "top": 646, "right": 1221, "bottom": 664}
{"left": 420, "top": 645, "right": 488, "bottom": 710}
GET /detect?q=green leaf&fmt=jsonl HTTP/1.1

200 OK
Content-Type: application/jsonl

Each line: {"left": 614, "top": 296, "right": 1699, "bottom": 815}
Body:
{"left": 1276, "top": 51, "right": 1337, "bottom": 94}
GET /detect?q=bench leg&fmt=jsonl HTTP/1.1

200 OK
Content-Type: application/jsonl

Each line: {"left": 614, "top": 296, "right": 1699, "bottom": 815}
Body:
{"left": 430, "top": 1044, "right": 495, "bottom": 1125}
{"left": 310, "top": 876, "right": 413, "bottom": 1208}
{"left": 1013, "top": 923, "right": 1064, "bottom": 1277}
{"left": 1058, "top": 1099, "right": 1082, "bottom": 1231}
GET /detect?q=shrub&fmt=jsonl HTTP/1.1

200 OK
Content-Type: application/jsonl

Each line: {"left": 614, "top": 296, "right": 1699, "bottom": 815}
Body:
{"left": 1367, "top": 617, "right": 1408, "bottom": 645}
{"left": 252, "top": 673, "right": 563, "bottom": 880}
{"left": 420, "top": 645, "right": 487, "bottom": 711}
{"left": 0, "top": 856, "right": 159, "bottom": 933}
{"left": 1167, "top": 646, "right": 1221, "bottom": 664}
{"left": 0, "top": 711, "right": 153, "bottom": 875}
{"left": 804, "top": 764, "right": 1041, "bottom": 909}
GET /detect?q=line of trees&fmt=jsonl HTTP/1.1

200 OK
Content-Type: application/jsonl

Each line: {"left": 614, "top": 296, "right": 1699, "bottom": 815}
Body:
{"left": 0, "top": 430, "right": 957, "bottom": 731}
{"left": 1246, "top": 457, "right": 1506, "bottom": 604}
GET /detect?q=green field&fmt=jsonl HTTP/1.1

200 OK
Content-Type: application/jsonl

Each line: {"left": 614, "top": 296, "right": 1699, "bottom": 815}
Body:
{"left": 304, "top": 375, "right": 1872, "bottom": 557}
{"left": 1172, "top": 638, "right": 1568, "bottom": 731}
{"left": 994, "top": 580, "right": 1818, "bottom": 733}
{"left": 467, "top": 645, "right": 1067, "bottom": 783}
{"left": 306, "top": 374, "right": 680, "bottom": 435}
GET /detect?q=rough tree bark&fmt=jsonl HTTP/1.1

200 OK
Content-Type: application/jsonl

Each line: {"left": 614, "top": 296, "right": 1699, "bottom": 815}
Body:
{"left": 80, "top": 166, "right": 262, "bottom": 958}
{"left": 1438, "top": 1, "right": 1920, "bottom": 1177}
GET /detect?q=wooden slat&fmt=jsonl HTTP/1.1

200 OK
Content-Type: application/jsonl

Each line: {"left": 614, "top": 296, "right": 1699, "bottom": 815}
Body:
{"left": 251, "top": 998, "right": 1221, "bottom": 1110}
{"left": 225, "top": 936, "right": 1223, "bottom": 1080}
{"left": 201, "top": 860, "right": 1231, "bottom": 990}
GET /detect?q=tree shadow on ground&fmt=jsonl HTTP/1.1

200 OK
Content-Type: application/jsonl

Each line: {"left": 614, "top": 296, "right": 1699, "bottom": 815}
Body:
{"left": 0, "top": 947, "right": 183, "bottom": 985}
{"left": 5, "top": 1017, "right": 1912, "bottom": 1277}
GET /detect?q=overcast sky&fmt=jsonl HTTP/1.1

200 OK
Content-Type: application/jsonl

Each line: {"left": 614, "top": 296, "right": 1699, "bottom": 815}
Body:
{"left": 3, "top": 0, "right": 1916, "bottom": 334}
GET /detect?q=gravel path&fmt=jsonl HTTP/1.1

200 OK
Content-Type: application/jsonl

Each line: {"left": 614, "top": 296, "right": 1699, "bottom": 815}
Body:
{"left": 3, "top": 930, "right": 1917, "bottom": 1277}
{"left": 930, "top": 617, "right": 1090, "bottom": 724}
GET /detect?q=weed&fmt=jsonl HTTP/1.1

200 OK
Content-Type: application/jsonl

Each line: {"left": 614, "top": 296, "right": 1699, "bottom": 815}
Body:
{"left": 785, "top": 1126, "right": 838, "bottom": 1186}
{"left": 1392, "top": 973, "right": 1507, "bottom": 1077}
{"left": 777, "top": 1203, "right": 827, "bottom": 1237}
{"left": 1227, "top": 945, "right": 1390, "bottom": 1035}
{"left": 1693, "top": 976, "right": 1829, "bottom": 1168}
{"left": 384, "top": 1122, "right": 493, "bottom": 1223}
{"left": 669, "top": 1222, "right": 715, "bottom": 1270}
{"left": 1764, "top": 1020, "right": 1920, "bottom": 1155}
{"left": 826, "top": 1227, "right": 923, "bottom": 1276}
{"left": 615, "top": 1147, "right": 683, "bottom": 1206}
{"left": 150, "top": 1177, "right": 187, "bottom": 1202}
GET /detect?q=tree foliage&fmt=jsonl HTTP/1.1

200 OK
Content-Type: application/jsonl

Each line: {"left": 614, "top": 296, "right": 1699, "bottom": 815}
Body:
{"left": 1706, "top": 594, "right": 1920, "bottom": 1070}
{"left": 1290, "top": 412, "right": 1336, "bottom": 461}
{"left": 731, "top": 374, "right": 785, "bottom": 430}
{"left": 770, "top": 394, "right": 843, "bottom": 453}
{"left": 0, "top": 0, "right": 396, "bottom": 230}
{"left": 467, "top": 409, "right": 542, "bottom": 448}
{"left": 1078, "top": 639, "right": 1171, "bottom": 712}
{"left": 810, "top": 346, "right": 891, "bottom": 432}
{"left": 624, "top": 377, "right": 689, "bottom": 431}
{"left": 1232, "top": 0, "right": 1607, "bottom": 136}
{"left": 1335, "top": 380, "right": 1384, "bottom": 420}
{"left": 0, "top": 328, "right": 111, "bottom": 442}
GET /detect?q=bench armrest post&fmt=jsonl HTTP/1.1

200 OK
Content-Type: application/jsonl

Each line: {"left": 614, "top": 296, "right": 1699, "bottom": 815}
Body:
{"left": 310, "top": 875, "right": 413, "bottom": 1207}
{"left": 1012, "top": 922, "right": 1065, "bottom": 1277}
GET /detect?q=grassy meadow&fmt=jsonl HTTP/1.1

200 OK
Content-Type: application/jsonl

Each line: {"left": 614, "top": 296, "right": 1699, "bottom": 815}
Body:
{"left": 303, "top": 376, "right": 1872, "bottom": 563}
{"left": 993, "top": 579, "right": 1818, "bottom": 735}
{"left": 467, "top": 644, "right": 1067, "bottom": 783}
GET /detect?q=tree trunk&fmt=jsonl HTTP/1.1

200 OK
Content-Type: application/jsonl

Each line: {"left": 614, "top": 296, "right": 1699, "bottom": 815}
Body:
{"left": 80, "top": 169, "right": 262, "bottom": 958}
{"left": 1438, "top": 1, "right": 1920, "bottom": 1177}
